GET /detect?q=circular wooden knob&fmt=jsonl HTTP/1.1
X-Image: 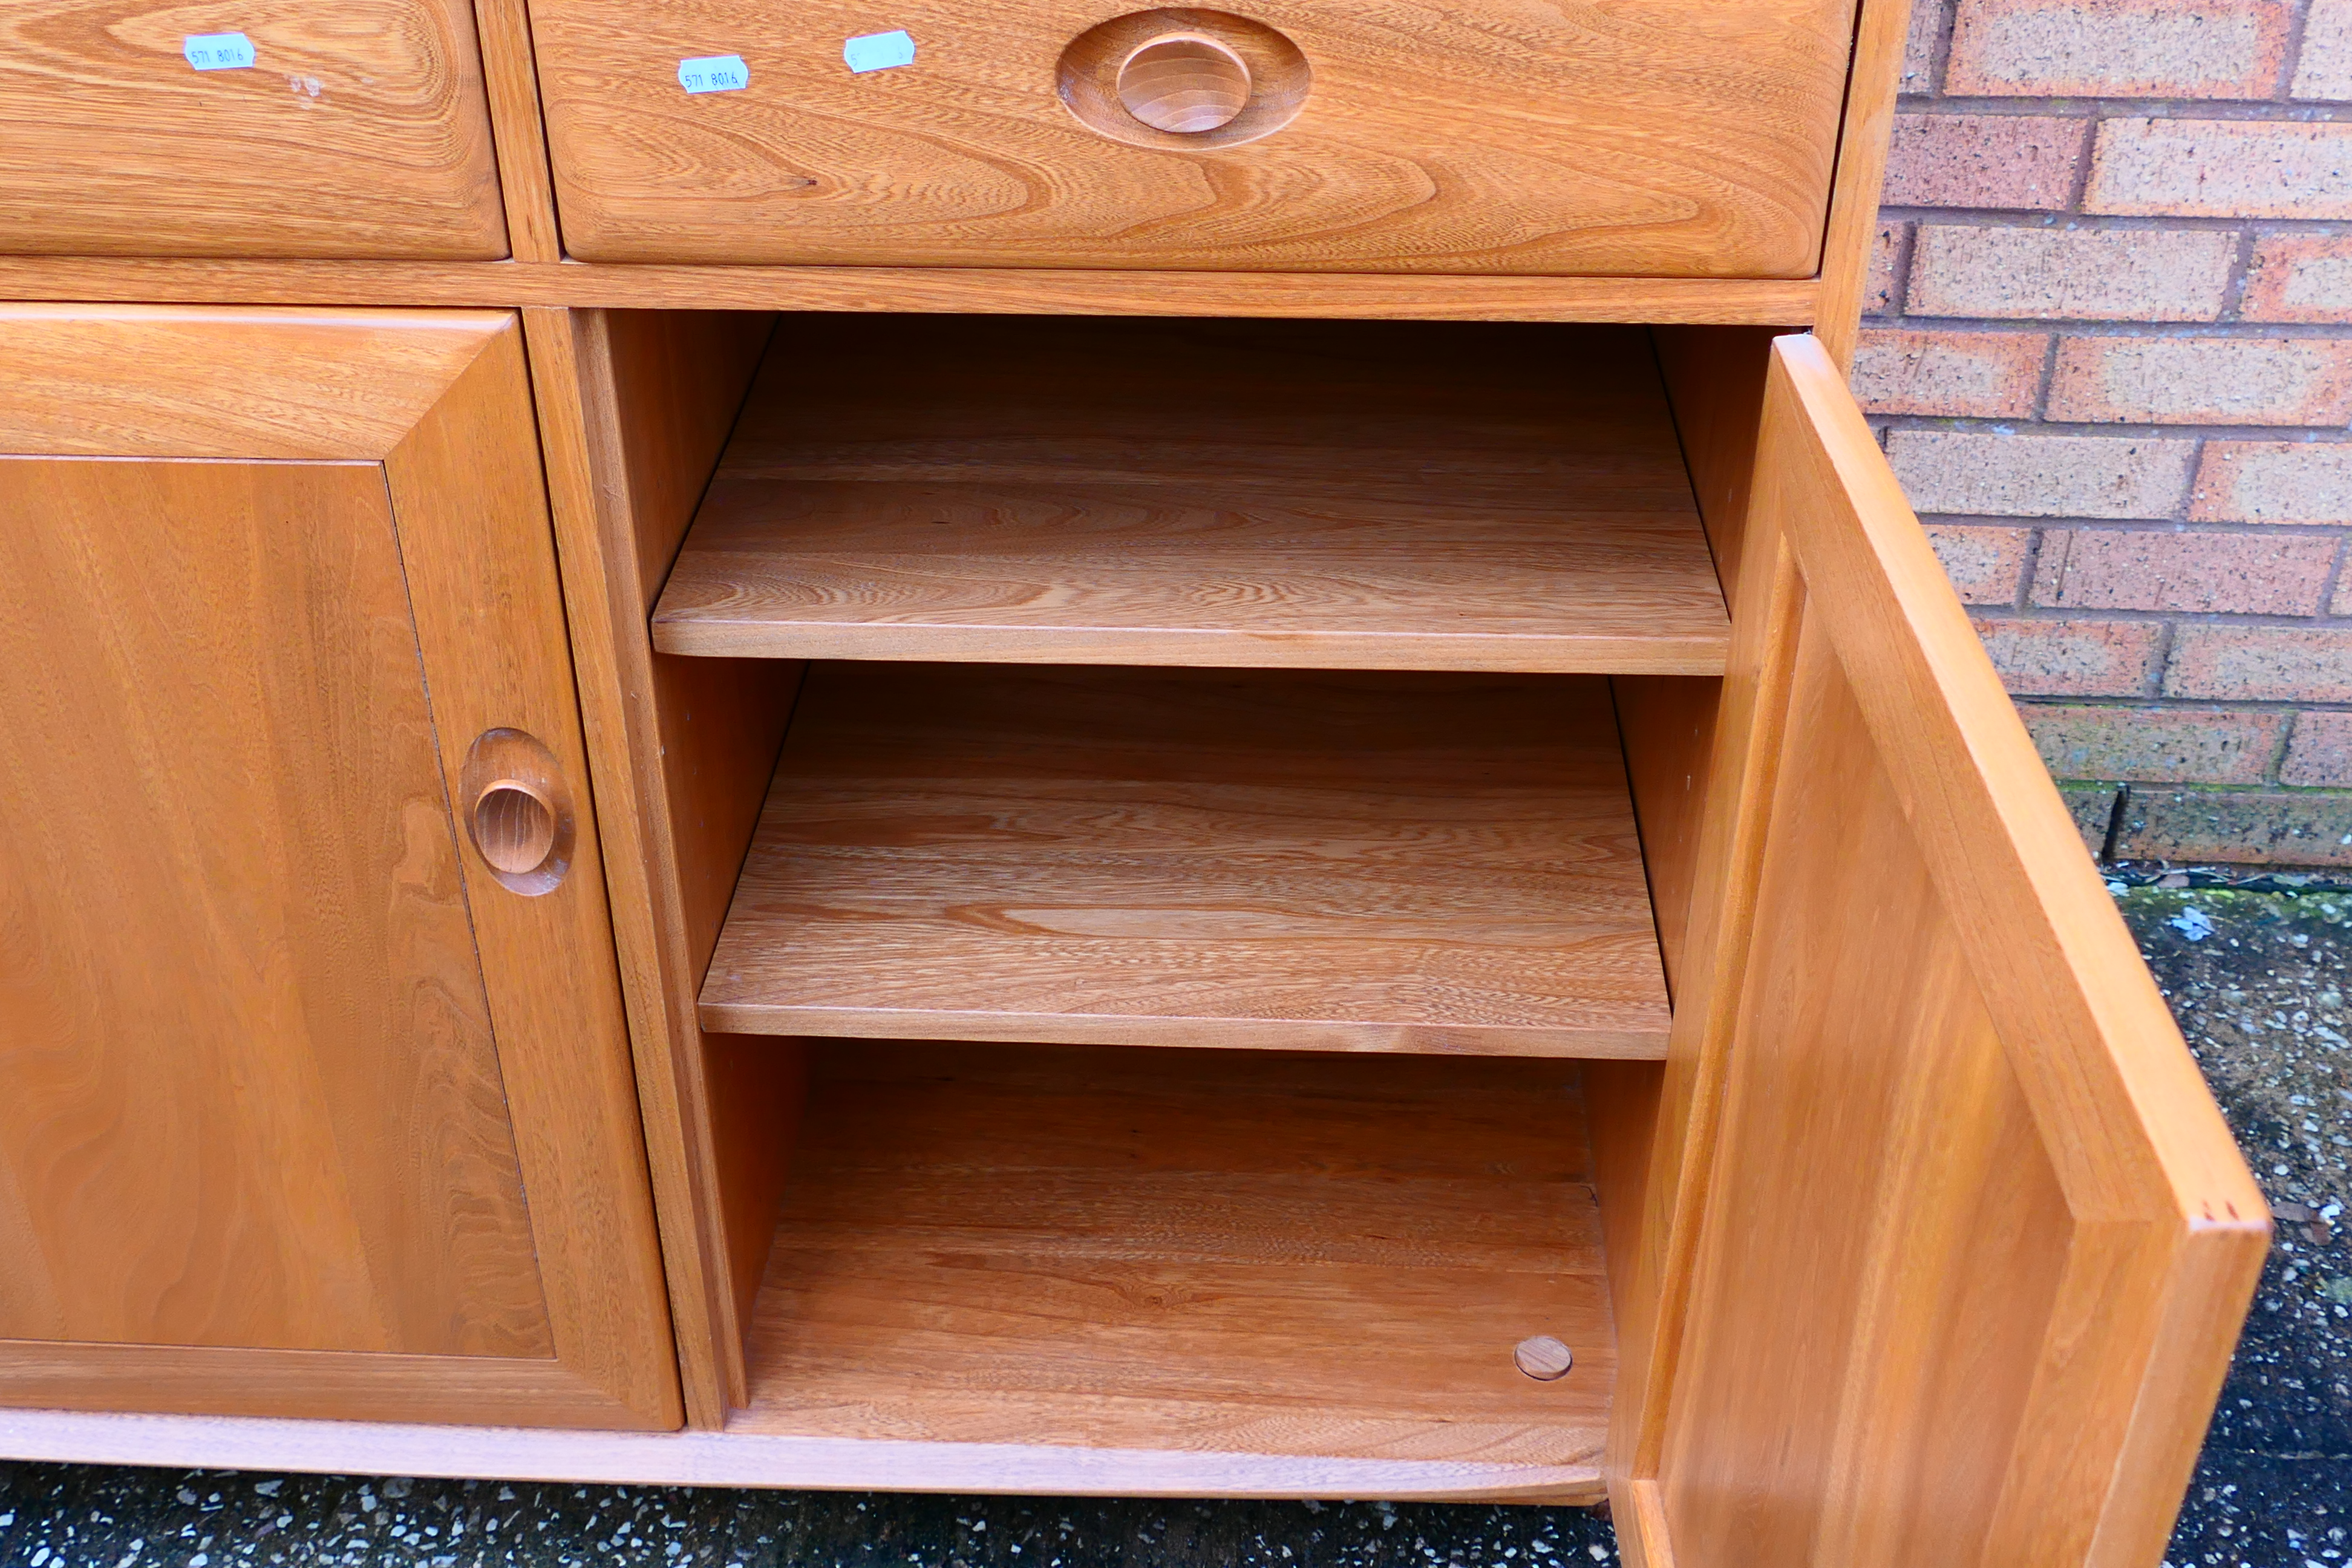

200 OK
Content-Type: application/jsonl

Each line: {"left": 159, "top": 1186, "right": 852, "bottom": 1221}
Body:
{"left": 1514, "top": 1335, "right": 1574, "bottom": 1382}
{"left": 1116, "top": 33, "right": 1251, "bottom": 133}
{"left": 473, "top": 778, "right": 558, "bottom": 876}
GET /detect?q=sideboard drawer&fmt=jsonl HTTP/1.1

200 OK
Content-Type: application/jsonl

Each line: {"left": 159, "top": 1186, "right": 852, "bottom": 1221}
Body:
{"left": 0, "top": 0, "right": 507, "bottom": 260}
{"left": 531, "top": 0, "right": 1859, "bottom": 275}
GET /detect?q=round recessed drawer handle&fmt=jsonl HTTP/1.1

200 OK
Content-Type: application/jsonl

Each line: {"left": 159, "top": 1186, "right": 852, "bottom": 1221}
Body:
{"left": 472, "top": 777, "right": 559, "bottom": 876}
{"left": 460, "top": 728, "right": 576, "bottom": 897}
{"left": 1057, "top": 9, "right": 1310, "bottom": 150}
{"left": 1117, "top": 33, "right": 1252, "bottom": 134}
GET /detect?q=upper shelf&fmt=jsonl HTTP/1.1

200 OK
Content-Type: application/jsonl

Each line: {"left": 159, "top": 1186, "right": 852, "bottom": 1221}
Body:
{"left": 651, "top": 318, "right": 1728, "bottom": 673}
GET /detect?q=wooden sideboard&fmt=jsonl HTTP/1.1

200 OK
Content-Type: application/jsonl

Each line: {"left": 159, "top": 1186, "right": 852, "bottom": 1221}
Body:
{"left": 0, "top": 0, "right": 2267, "bottom": 1561}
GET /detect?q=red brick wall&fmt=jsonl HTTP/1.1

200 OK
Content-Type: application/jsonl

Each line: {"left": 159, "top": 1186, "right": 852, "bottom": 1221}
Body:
{"left": 1863, "top": 0, "right": 2352, "bottom": 867}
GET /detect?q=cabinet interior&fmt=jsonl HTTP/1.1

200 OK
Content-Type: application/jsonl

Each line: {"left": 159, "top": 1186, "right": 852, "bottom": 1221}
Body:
{"left": 597, "top": 309, "right": 1779, "bottom": 1449}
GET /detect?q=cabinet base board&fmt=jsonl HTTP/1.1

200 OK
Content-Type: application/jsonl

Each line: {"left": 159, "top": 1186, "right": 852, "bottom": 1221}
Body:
{"left": 0, "top": 1408, "right": 1603, "bottom": 1503}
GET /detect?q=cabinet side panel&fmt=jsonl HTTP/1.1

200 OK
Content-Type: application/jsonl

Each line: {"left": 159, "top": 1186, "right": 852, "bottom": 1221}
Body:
{"left": 0, "top": 457, "right": 549, "bottom": 1361}
{"left": 531, "top": 307, "right": 793, "bottom": 1422}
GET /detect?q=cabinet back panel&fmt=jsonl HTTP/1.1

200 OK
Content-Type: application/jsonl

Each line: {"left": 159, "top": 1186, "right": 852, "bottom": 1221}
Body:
{"left": 0, "top": 0, "right": 506, "bottom": 260}
{"left": 0, "top": 457, "right": 551, "bottom": 1358}
{"left": 534, "top": 0, "right": 1856, "bottom": 275}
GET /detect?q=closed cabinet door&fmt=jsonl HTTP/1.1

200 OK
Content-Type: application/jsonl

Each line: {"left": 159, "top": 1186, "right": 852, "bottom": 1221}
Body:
{"left": 0, "top": 306, "right": 678, "bottom": 1430}
{"left": 0, "top": 0, "right": 507, "bottom": 258}
{"left": 1630, "top": 338, "right": 2268, "bottom": 1565}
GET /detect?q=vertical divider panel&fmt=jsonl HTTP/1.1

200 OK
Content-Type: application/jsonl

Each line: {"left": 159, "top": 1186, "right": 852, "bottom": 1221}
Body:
{"left": 524, "top": 306, "right": 787, "bottom": 1424}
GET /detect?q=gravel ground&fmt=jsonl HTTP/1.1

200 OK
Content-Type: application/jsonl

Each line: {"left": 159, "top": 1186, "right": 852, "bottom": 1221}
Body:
{"left": 1, "top": 887, "right": 2343, "bottom": 1568}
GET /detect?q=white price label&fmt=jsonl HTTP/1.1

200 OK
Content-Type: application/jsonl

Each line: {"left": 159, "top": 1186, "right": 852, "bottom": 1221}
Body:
{"left": 678, "top": 53, "right": 749, "bottom": 93}
{"left": 183, "top": 31, "right": 256, "bottom": 70}
{"left": 842, "top": 30, "right": 915, "bottom": 73}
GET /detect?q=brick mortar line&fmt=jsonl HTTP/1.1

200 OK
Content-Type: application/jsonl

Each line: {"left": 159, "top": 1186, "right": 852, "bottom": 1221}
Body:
{"left": 1882, "top": 417, "right": 2352, "bottom": 438}
{"left": 1969, "top": 606, "right": 2352, "bottom": 626}
{"left": 1885, "top": 209, "right": 2351, "bottom": 233}
{"left": 1871, "top": 319, "right": 2352, "bottom": 339}
{"left": 1895, "top": 99, "right": 2352, "bottom": 119}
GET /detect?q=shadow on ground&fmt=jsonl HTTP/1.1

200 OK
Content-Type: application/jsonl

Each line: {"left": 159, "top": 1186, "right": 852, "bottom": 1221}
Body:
{"left": 2, "top": 887, "right": 2345, "bottom": 1567}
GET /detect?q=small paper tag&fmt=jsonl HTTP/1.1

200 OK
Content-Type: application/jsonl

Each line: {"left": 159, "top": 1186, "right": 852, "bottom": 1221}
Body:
{"left": 678, "top": 53, "right": 750, "bottom": 93}
{"left": 183, "top": 31, "right": 256, "bottom": 70}
{"left": 842, "top": 30, "right": 915, "bottom": 73}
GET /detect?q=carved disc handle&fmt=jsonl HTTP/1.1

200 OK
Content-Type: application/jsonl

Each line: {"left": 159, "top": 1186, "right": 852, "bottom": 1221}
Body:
{"left": 1116, "top": 33, "right": 1252, "bottom": 133}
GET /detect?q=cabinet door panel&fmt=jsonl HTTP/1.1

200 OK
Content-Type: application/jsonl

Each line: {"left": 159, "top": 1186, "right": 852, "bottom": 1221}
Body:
{"left": 0, "top": 306, "right": 679, "bottom": 1430}
{"left": 1644, "top": 337, "right": 2267, "bottom": 1567}
{"left": 0, "top": 458, "right": 549, "bottom": 1358}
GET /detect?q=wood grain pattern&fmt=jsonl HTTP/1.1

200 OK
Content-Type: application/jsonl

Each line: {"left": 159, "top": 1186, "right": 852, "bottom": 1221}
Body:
{"left": 0, "top": 458, "right": 549, "bottom": 1360}
{"left": 703, "top": 664, "right": 1671, "bottom": 1056}
{"left": 0, "top": 0, "right": 504, "bottom": 259}
{"left": 1650, "top": 337, "right": 2267, "bottom": 1567}
{"left": 1814, "top": 0, "right": 1913, "bottom": 370}
{"left": 473, "top": 0, "right": 563, "bottom": 261}
{"left": 1609, "top": 677, "right": 1719, "bottom": 996}
{"left": 733, "top": 1040, "right": 1610, "bottom": 1491}
{"left": 0, "top": 304, "right": 516, "bottom": 458}
{"left": 0, "top": 1403, "right": 1605, "bottom": 1500}
{"left": 1653, "top": 325, "right": 1780, "bottom": 618}
{"left": 534, "top": 0, "right": 1855, "bottom": 276}
{"left": 522, "top": 307, "right": 791, "bottom": 1423}
{"left": 653, "top": 318, "right": 1727, "bottom": 673}
{"left": 0, "top": 255, "right": 1824, "bottom": 321}
{"left": 0, "top": 307, "right": 680, "bottom": 1429}
{"left": 379, "top": 318, "right": 683, "bottom": 1429}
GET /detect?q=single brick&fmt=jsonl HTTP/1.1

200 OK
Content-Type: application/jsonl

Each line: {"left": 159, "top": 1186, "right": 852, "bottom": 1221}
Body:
{"left": 1926, "top": 523, "right": 2035, "bottom": 601}
{"left": 2115, "top": 788, "right": 2352, "bottom": 865}
{"left": 1947, "top": 0, "right": 2291, "bottom": 97}
{"left": 2033, "top": 528, "right": 2336, "bottom": 613}
{"left": 2242, "top": 234, "right": 2352, "bottom": 322}
{"left": 1867, "top": 221, "right": 1909, "bottom": 316}
{"left": 2293, "top": 0, "right": 2352, "bottom": 99}
{"left": 2339, "top": 567, "right": 2352, "bottom": 615}
{"left": 2086, "top": 119, "right": 2352, "bottom": 220}
{"left": 2061, "top": 782, "right": 2124, "bottom": 853}
{"left": 1885, "top": 114, "right": 2091, "bottom": 209}
{"left": 2047, "top": 336, "right": 2352, "bottom": 425}
{"left": 2167, "top": 625, "right": 2352, "bottom": 701}
{"left": 1889, "top": 430, "right": 2197, "bottom": 517}
{"left": 1906, "top": 225, "right": 2235, "bottom": 321}
{"left": 1853, "top": 328, "right": 2047, "bottom": 416}
{"left": 2020, "top": 703, "right": 2286, "bottom": 782}
{"left": 1904, "top": 0, "right": 1950, "bottom": 91}
{"left": 2284, "top": 711, "right": 2352, "bottom": 785}
{"left": 2191, "top": 442, "right": 2352, "bottom": 523}
{"left": 1973, "top": 615, "right": 2167, "bottom": 694}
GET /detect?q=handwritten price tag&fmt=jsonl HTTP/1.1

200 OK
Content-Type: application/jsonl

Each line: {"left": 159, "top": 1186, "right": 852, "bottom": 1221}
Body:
{"left": 183, "top": 31, "right": 256, "bottom": 70}
{"left": 677, "top": 53, "right": 749, "bottom": 93}
{"left": 842, "top": 30, "right": 915, "bottom": 73}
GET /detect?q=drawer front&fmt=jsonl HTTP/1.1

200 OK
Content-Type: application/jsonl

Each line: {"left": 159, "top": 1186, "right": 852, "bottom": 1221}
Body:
{"left": 533, "top": 0, "right": 1857, "bottom": 275}
{"left": 0, "top": 0, "right": 507, "bottom": 259}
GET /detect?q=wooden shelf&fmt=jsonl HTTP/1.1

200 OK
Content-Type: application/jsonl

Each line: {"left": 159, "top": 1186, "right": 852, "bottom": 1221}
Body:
{"left": 700, "top": 664, "right": 1671, "bottom": 1056}
{"left": 651, "top": 318, "right": 1728, "bottom": 673}
{"left": 730, "top": 1041, "right": 1612, "bottom": 1498}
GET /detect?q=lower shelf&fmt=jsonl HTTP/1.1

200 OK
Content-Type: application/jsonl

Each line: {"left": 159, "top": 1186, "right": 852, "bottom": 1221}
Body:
{"left": 729, "top": 1041, "right": 1612, "bottom": 1497}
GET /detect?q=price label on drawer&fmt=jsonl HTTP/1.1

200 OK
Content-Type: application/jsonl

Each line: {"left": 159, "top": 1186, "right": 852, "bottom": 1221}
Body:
{"left": 842, "top": 30, "right": 915, "bottom": 73}
{"left": 183, "top": 31, "right": 256, "bottom": 70}
{"left": 678, "top": 53, "right": 750, "bottom": 93}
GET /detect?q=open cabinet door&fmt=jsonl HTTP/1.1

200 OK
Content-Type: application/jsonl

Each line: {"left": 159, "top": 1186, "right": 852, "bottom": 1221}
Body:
{"left": 1637, "top": 336, "right": 2269, "bottom": 1568}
